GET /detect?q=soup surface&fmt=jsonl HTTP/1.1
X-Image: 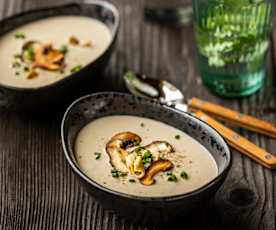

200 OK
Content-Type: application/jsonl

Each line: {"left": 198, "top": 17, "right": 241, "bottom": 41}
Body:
{"left": 0, "top": 16, "right": 111, "bottom": 88}
{"left": 75, "top": 115, "right": 218, "bottom": 197}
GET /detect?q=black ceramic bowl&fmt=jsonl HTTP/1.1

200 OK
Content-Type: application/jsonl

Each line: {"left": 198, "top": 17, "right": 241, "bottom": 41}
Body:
{"left": 0, "top": 1, "right": 119, "bottom": 112}
{"left": 61, "top": 92, "right": 231, "bottom": 225}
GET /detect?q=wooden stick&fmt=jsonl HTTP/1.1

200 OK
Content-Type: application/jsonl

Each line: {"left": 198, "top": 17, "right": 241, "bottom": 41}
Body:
{"left": 193, "top": 111, "right": 276, "bottom": 169}
{"left": 189, "top": 97, "right": 276, "bottom": 138}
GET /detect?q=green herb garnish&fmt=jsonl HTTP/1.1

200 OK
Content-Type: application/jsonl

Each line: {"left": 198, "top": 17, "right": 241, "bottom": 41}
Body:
{"left": 111, "top": 169, "right": 119, "bottom": 178}
{"left": 133, "top": 141, "right": 140, "bottom": 146}
{"left": 23, "top": 66, "right": 29, "bottom": 72}
{"left": 12, "top": 61, "right": 21, "bottom": 68}
{"left": 132, "top": 140, "right": 140, "bottom": 146}
{"left": 143, "top": 150, "right": 152, "bottom": 159}
{"left": 129, "top": 179, "right": 136, "bottom": 183}
{"left": 70, "top": 65, "right": 82, "bottom": 73}
{"left": 14, "top": 32, "right": 26, "bottom": 39}
{"left": 142, "top": 150, "right": 153, "bottom": 169}
{"left": 23, "top": 45, "right": 35, "bottom": 62}
{"left": 135, "top": 146, "right": 145, "bottom": 154}
{"left": 13, "top": 54, "right": 21, "bottom": 59}
{"left": 15, "top": 72, "right": 20, "bottom": 76}
{"left": 94, "top": 152, "right": 101, "bottom": 160}
{"left": 60, "top": 45, "right": 68, "bottom": 54}
{"left": 140, "top": 123, "right": 145, "bottom": 127}
{"left": 180, "top": 170, "right": 189, "bottom": 180}
{"left": 175, "top": 135, "right": 181, "bottom": 140}
{"left": 111, "top": 169, "right": 128, "bottom": 178}
{"left": 143, "top": 159, "right": 152, "bottom": 169}
{"left": 167, "top": 172, "right": 178, "bottom": 182}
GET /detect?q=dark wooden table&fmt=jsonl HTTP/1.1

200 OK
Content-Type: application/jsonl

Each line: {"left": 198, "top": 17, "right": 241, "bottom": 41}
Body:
{"left": 0, "top": 0, "right": 275, "bottom": 229}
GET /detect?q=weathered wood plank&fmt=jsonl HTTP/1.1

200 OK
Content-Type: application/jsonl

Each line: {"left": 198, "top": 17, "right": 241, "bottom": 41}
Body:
{"left": 0, "top": 0, "right": 275, "bottom": 229}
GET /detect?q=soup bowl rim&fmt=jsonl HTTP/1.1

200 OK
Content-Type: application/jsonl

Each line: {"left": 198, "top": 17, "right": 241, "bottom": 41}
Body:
{"left": 61, "top": 92, "right": 232, "bottom": 202}
{"left": 0, "top": 0, "right": 119, "bottom": 91}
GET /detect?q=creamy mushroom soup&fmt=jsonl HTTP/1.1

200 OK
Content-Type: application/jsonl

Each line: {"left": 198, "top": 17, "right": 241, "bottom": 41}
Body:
{"left": 75, "top": 115, "right": 218, "bottom": 197}
{"left": 0, "top": 16, "right": 111, "bottom": 88}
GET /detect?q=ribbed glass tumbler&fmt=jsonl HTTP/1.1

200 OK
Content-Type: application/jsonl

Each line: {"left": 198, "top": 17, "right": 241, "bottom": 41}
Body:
{"left": 192, "top": 0, "right": 274, "bottom": 97}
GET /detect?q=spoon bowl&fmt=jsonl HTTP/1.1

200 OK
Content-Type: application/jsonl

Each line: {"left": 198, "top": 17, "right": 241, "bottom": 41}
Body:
{"left": 124, "top": 71, "right": 184, "bottom": 105}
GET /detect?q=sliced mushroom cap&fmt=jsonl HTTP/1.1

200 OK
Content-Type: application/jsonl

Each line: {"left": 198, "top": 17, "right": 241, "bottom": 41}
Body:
{"left": 139, "top": 141, "right": 174, "bottom": 160}
{"left": 32, "top": 43, "right": 65, "bottom": 71}
{"left": 125, "top": 140, "right": 174, "bottom": 179}
{"left": 106, "top": 132, "right": 142, "bottom": 173}
{"left": 133, "top": 155, "right": 145, "bottom": 178}
{"left": 140, "top": 160, "right": 174, "bottom": 186}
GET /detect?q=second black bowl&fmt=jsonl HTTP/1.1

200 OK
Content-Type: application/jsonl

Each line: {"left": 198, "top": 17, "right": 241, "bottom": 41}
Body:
{"left": 0, "top": 1, "right": 119, "bottom": 112}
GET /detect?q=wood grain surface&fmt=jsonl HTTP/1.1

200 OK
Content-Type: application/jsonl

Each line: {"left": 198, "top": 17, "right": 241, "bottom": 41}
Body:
{"left": 0, "top": 0, "right": 275, "bottom": 229}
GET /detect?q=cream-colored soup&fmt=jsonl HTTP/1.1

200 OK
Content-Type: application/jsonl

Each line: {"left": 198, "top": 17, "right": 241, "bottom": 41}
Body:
{"left": 0, "top": 16, "right": 111, "bottom": 88}
{"left": 75, "top": 115, "right": 218, "bottom": 197}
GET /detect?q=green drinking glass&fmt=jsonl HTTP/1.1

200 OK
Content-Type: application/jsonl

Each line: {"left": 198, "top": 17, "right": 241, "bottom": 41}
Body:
{"left": 192, "top": 0, "right": 274, "bottom": 97}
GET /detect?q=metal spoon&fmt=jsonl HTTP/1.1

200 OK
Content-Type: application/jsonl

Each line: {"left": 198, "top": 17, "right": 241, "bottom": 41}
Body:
{"left": 123, "top": 71, "right": 276, "bottom": 169}
{"left": 123, "top": 71, "right": 188, "bottom": 112}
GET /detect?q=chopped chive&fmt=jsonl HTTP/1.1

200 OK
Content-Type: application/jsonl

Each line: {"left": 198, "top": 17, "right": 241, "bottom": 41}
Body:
{"left": 129, "top": 179, "right": 136, "bottom": 183}
{"left": 70, "top": 65, "right": 82, "bottom": 73}
{"left": 94, "top": 152, "right": 101, "bottom": 160}
{"left": 135, "top": 146, "right": 145, "bottom": 154}
{"left": 166, "top": 172, "right": 178, "bottom": 182}
{"left": 132, "top": 140, "right": 140, "bottom": 146}
{"left": 23, "top": 66, "right": 30, "bottom": 72}
{"left": 111, "top": 169, "right": 128, "bottom": 178}
{"left": 180, "top": 170, "right": 189, "bottom": 180}
{"left": 175, "top": 135, "right": 181, "bottom": 140}
{"left": 14, "top": 32, "right": 26, "bottom": 39}
{"left": 142, "top": 150, "right": 153, "bottom": 169}
{"left": 140, "top": 122, "right": 145, "bottom": 127}
{"left": 15, "top": 72, "right": 20, "bottom": 76}
{"left": 12, "top": 61, "right": 21, "bottom": 68}
{"left": 23, "top": 45, "right": 35, "bottom": 62}
{"left": 111, "top": 169, "right": 119, "bottom": 178}
{"left": 167, "top": 174, "right": 178, "bottom": 182}
{"left": 118, "top": 171, "right": 128, "bottom": 177}
{"left": 143, "top": 150, "right": 152, "bottom": 159}
{"left": 60, "top": 45, "right": 68, "bottom": 54}
{"left": 13, "top": 54, "right": 21, "bottom": 59}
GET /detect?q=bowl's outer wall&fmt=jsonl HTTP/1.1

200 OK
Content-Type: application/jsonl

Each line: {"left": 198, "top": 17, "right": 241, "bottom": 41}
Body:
{"left": 62, "top": 93, "right": 231, "bottom": 224}
{"left": 78, "top": 171, "right": 226, "bottom": 224}
{"left": 0, "top": 3, "right": 118, "bottom": 111}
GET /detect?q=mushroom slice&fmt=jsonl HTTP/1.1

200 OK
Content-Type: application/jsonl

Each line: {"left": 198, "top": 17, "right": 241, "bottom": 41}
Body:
{"left": 125, "top": 153, "right": 136, "bottom": 174}
{"left": 133, "top": 155, "right": 145, "bottom": 178}
{"left": 32, "top": 43, "right": 65, "bottom": 71}
{"left": 140, "top": 160, "right": 174, "bottom": 186}
{"left": 106, "top": 132, "right": 142, "bottom": 173}
{"left": 143, "top": 141, "right": 174, "bottom": 161}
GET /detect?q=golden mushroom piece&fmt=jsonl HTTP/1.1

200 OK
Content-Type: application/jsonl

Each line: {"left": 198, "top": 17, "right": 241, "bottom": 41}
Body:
{"left": 21, "top": 41, "right": 65, "bottom": 71}
{"left": 33, "top": 43, "right": 65, "bottom": 70}
{"left": 106, "top": 132, "right": 141, "bottom": 173}
{"left": 140, "top": 160, "right": 174, "bottom": 186}
{"left": 106, "top": 132, "right": 175, "bottom": 185}
{"left": 142, "top": 141, "right": 174, "bottom": 161}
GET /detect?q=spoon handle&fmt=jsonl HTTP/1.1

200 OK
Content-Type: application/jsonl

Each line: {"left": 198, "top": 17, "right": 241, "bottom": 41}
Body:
{"left": 193, "top": 111, "right": 276, "bottom": 169}
{"left": 188, "top": 97, "right": 276, "bottom": 138}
